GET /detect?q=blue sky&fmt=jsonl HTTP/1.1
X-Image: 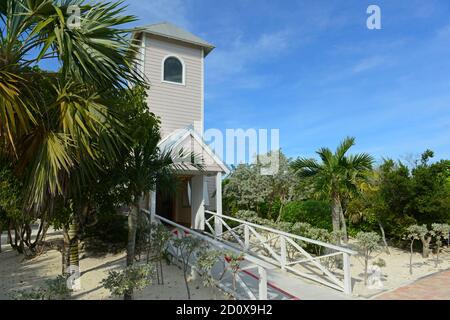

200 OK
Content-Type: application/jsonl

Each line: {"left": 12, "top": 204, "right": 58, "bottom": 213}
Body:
{"left": 43, "top": 0, "right": 450, "bottom": 163}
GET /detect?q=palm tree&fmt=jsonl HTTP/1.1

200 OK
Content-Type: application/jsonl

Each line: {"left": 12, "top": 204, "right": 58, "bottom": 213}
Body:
{"left": 1, "top": 0, "right": 142, "bottom": 207}
{"left": 291, "top": 137, "right": 374, "bottom": 244}
{"left": 1, "top": 0, "right": 143, "bottom": 276}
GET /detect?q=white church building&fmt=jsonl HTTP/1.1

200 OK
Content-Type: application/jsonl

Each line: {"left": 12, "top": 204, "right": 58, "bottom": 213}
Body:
{"left": 133, "top": 22, "right": 229, "bottom": 230}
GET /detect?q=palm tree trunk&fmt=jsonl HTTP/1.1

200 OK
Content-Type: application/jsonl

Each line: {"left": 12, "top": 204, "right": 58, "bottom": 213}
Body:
{"left": 68, "top": 220, "right": 79, "bottom": 269}
{"left": 339, "top": 209, "right": 348, "bottom": 243}
{"left": 126, "top": 201, "right": 140, "bottom": 266}
{"left": 377, "top": 219, "right": 390, "bottom": 254}
{"left": 331, "top": 195, "right": 341, "bottom": 245}
{"left": 125, "top": 198, "right": 140, "bottom": 300}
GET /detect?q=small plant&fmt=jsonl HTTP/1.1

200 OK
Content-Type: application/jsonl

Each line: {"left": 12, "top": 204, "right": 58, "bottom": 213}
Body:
{"left": 172, "top": 235, "right": 203, "bottom": 299}
{"left": 354, "top": 231, "right": 380, "bottom": 286}
{"left": 10, "top": 275, "right": 72, "bottom": 300}
{"left": 219, "top": 252, "right": 245, "bottom": 291}
{"left": 372, "top": 258, "right": 386, "bottom": 269}
{"left": 405, "top": 225, "right": 422, "bottom": 275}
{"left": 196, "top": 249, "right": 222, "bottom": 287}
{"left": 407, "top": 224, "right": 434, "bottom": 258}
{"left": 431, "top": 223, "right": 450, "bottom": 268}
{"left": 101, "top": 264, "right": 154, "bottom": 300}
{"left": 146, "top": 223, "right": 172, "bottom": 284}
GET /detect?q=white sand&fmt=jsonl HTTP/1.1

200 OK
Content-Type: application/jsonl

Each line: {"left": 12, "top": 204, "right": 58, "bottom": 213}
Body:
{"left": 349, "top": 244, "right": 450, "bottom": 298}
{"left": 1, "top": 229, "right": 449, "bottom": 300}
{"left": 0, "top": 231, "right": 226, "bottom": 300}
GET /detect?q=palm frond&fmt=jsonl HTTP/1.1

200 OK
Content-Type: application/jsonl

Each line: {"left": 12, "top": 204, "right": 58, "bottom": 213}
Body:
{"left": 291, "top": 157, "right": 320, "bottom": 178}
{"left": 335, "top": 136, "right": 355, "bottom": 160}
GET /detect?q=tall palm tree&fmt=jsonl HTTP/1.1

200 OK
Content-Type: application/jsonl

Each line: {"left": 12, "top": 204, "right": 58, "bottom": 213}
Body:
{"left": 1, "top": 0, "right": 142, "bottom": 208}
{"left": 1, "top": 0, "right": 144, "bottom": 279}
{"left": 291, "top": 137, "right": 374, "bottom": 243}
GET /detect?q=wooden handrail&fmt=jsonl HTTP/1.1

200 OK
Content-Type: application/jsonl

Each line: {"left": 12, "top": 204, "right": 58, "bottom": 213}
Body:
{"left": 205, "top": 210, "right": 356, "bottom": 255}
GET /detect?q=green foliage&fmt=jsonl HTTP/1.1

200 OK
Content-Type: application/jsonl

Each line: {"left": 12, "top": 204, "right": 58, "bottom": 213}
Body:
{"left": 223, "top": 152, "right": 298, "bottom": 219}
{"left": 148, "top": 223, "right": 172, "bottom": 260}
{"left": 431, "top": 223, "right": 450, "bottom": 267}
{"left": 354, "top": 231, "right": 381, "bottom": 285}
{"left": 196, "top": 249, "right": 223, "bottom": 287}
{"left": 101, "top": 264, "right": 154, "bottom": 298}
{"left": 291, "top": 137, "right": 374, "bottom": 244}
{"left": 346, "top": 152, "right": 450, "bottom": 241}
{"left": 172, "top": 236, "right": 204, "bottom": 299}
{"left": 355, "top": 231, "right": 381, "bottom": 255}
{"left": 373, "top": 258, "right": 386, "bottom": 268}
{"left": 0, "top": 161, "right": 23, "bottom": 221}
{"left": 432, "top": 223, "right": 450, "bottom": 244}
{"left": 10, "top": 275, "right": 72, "bottom": 300}
{"left": 281, "top": 200, "right": 332, "bottom": 230}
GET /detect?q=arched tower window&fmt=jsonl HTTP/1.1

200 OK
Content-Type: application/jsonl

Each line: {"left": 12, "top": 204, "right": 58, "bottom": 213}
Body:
{"left": 163, "top": 56, "right": 184, "bottom": 84}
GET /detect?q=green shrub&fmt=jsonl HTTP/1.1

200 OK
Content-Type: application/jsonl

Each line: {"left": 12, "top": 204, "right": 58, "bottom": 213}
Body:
{"left": 102, "top": 264, "right": 154, "bottom": 298}
{"left": 10, "top": 275, "right": 72, "bottom": 300}
{"left": 281, "top": 200, "right": 332, "bottom": 230}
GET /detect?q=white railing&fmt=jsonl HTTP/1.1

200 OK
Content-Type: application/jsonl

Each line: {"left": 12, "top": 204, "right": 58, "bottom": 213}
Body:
{"left": 205, "top": 211, "right": 355, "bottom": 294}
{"left": 142, "top": 209, "right": 271, "bottom": 300}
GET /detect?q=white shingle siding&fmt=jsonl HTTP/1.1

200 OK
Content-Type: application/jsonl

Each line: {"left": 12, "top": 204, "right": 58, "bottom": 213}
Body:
{"left": 144, "top": 35, "right": 203, "bottom": 138}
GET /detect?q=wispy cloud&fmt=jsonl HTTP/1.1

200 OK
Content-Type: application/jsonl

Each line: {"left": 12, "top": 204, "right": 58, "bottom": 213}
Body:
{"left": 206, "top": 29, "right": 293, "bottom": 88}
{"left": 352, "top": 56, "right": 386, "bottom": 73}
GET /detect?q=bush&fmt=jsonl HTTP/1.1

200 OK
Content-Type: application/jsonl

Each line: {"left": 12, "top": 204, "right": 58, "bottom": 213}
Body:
{"left": 102, "top": 264, "right": 154, "bottom": 298}
{"left": 10, "top": 275, "right": 72, "bottom": 300}
{"left": 281, "top": 200, "right": 332, "bottom": 230}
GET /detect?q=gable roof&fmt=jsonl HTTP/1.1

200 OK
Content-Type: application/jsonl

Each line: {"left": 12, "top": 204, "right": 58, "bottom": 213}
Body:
{"left": 135, "top": 22, "right": 215, "bottom": 56}
{"left": 158, "top": 126, "right": 230, "bottom": 174}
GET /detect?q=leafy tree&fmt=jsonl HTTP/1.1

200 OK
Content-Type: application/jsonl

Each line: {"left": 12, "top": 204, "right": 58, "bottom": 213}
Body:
{"left": 0, "top": 0, "right": 143, "bottom": 278}
{"left": 431, "top": 223, "right": 450, "bottom": 267}
{"left": 223, "top": 151, "right": 298, "bottom": 219}
{"left": 281, "top": 200, "right": 332, "bottom": 230}
{"left": 409, "top": 153, "right": 450, "bottom": 226}
{"left": 172, "top": 236, "right": 204, "bottom": 300}
{"left": 406, "top": 224, "right": 434, "bottom": 259}
{"left": 292, "top": 137, "right": 374, "bottom": 243}
{"left": 145, "top": 223, "right": 172, "bottom": 284}
{"left": 354, "top": 231, "right": 380, "bottom": 286}
{"left": 405, "top": 225, "right": 422, "bottom": 275}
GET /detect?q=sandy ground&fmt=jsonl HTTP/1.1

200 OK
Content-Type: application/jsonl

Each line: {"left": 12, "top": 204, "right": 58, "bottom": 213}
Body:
{"left": 1, "top": 229, "right": 449, "bottom": 300}
{"left": 0, "top": 231, "right": 226, "bottom": 300}
{"left": 349, "top": 244, "right": 450, "bottom": 298}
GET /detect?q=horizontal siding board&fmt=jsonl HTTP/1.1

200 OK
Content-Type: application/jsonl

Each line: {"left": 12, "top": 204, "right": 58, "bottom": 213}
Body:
{"left": 143, "top": 34, "right": 203, "bottom": 137}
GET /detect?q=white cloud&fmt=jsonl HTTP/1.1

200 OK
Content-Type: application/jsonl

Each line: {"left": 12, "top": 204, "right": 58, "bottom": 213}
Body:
{"left": 352, "top": 56, "right": 386, "bottom": 73}
{"left": 206, "top": 29, "right": 293, "bottom": 88}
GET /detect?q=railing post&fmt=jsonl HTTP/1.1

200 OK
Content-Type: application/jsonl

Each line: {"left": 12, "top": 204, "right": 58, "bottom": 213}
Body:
{"left": 258, "top": 266, "right": 268, "bottom": 300}
{"left": 150, "top": 191, "right": 156, "bottom": 224}
{"left": 244, "top": 225, "right": 250, "bottom": 251}
{"left": 280, "top": 236, "right": 287, "bottom": 271}
{"left": 214, "top": 215, "right": 222, "bottom": 239}
{"left": 343, "top": 252, "right": 352, "bottom": 294}
{"left": 215, "top": 172, "right": 223, "bottom": 238}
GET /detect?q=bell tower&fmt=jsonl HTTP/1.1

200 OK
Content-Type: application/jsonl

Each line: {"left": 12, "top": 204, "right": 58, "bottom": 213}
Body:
{"left": 135, "top": 22, "right": 215, "bottom": 138}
